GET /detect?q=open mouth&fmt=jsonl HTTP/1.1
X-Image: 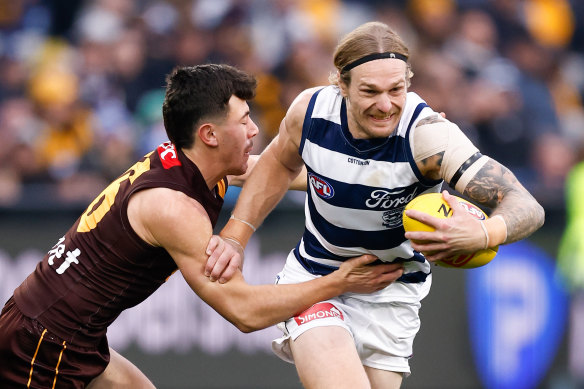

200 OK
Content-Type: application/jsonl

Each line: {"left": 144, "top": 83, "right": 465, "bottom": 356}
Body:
{"left": 244, "top": 143, "right": 253, "bottom": 156}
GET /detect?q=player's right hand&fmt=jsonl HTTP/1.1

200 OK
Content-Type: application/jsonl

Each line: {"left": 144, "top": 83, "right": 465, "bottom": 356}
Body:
{"left": 336, "top": 254, "right": 404, "bottom": 294}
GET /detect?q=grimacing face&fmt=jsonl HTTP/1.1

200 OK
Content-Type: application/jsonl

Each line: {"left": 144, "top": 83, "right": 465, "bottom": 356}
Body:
{"left": 340, "top": 58, "right": 408, "bottom": 140}
{"left": 216, "top": 95, "right": 259, "bottom": 176}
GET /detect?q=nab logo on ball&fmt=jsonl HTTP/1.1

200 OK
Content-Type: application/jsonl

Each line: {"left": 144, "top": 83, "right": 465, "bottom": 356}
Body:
{"left": 308, "top": 173, "right": 334, "bottom": 199}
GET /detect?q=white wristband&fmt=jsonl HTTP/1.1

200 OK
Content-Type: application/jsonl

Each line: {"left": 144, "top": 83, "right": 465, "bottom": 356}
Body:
{"left": 230, "top": 214, "right": 257, "bottom": 232}
{"left": 479, "top": 220, "right": 489, "bottom": 250}
{"left": 223, "top": 237, "right": 245, "bottom": 253}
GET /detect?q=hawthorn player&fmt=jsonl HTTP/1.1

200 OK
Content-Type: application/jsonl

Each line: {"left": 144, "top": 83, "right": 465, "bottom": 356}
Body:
{"left": 0, "top": 64, "right": 401, "bottom": 388}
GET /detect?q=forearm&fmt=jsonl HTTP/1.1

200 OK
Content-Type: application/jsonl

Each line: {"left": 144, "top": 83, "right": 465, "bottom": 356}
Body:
{"left": 488, "top": 191, "right": 544, "bottom": 244}
{"left": 222, "top": 146, "right": 300, "bottom": 246}
{"left": 463, "top": 159, "right": 545, "bottom": 245}
{"left": 199, "top": 272, "right": 344, "bottom": 333}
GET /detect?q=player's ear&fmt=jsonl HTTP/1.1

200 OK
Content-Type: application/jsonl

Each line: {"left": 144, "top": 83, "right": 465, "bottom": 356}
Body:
{"left": 197, "top": 123, "right": 218, "bottom": 147}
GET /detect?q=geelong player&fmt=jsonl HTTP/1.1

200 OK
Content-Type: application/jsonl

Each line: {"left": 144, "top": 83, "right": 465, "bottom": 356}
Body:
{"left": 0, "top": 64, "right": 404, "bottom": 388}
{"left": 208, "top": 22, "right": 544, "bottom": 388}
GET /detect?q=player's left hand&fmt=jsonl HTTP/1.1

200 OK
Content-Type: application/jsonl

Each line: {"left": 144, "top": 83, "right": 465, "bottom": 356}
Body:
{"left": 404, "top": 191, "right": 487, "bottom": 262}
{"left": 205, "top": 235, "right": 244, "bottom": 283}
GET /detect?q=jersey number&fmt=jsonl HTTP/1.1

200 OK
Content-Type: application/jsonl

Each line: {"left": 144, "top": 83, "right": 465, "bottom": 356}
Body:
{"left": 77, "top": 155, "right": 151, "bottom": 232}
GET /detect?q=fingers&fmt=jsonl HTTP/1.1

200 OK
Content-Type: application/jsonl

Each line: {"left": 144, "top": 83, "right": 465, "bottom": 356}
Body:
{"left": 409, "top": 239, "right": 448, "bottom": 254}
{"left": 405, "top": 228, "right": 446, "bottom": 243}
{"left": 442, "top": 190, "right": 464, "bottom": 214}
{"left": 359, "top": 263, "right": 404, "bottom": 292}
{"left": 404, "top": 209, "right": 442, "bottom": 230}
{"left": 347, "top": 253, "right": 378, "bottom": 266}
{"left": 209, "top": 249, "right": 235, "bottom": 282}
{"left": 205, "top": 236, "right": 224, "bottom": 277}
{"left": 218, "top": 260, "right": 241, "bottom": 284}
{"left": 205, "top": 235, "right": 244, "bottom": 283}
{"left": 376, "top": 265, "right": 404, "bottom": 288}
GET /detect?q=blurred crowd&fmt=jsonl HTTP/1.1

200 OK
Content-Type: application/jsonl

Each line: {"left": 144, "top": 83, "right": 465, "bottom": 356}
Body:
{"left": 0, "top": 0, "right": 583, "bottom": 210}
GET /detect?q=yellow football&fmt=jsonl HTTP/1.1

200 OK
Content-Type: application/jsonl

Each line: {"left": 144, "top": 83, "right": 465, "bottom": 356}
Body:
{"left": 402, "top": 192, "right": 498, "bottom": 269}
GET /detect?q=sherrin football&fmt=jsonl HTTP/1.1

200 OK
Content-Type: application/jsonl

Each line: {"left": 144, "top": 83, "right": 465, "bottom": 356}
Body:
{"left": 402, "top": 193, "right": 498, "bottom": 269}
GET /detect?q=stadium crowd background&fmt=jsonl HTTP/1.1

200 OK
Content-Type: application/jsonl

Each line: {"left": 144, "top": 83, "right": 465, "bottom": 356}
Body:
{"left": 1, "top": 0, "right": 584, "bottom": 387}
{"left": 0, "top": 0, "right": 583, "bottom": 211}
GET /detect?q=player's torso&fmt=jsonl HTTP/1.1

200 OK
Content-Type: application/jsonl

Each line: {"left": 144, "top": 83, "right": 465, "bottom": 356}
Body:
{"left": 13, "top": 142, "right": 225, "bottom": 346}
{"left": 296, "top": 87, "right": 441, "bottom": 302}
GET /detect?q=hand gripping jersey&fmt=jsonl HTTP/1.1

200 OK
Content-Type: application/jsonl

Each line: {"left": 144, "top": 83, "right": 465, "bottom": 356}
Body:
{"left": 296, "top": 86, "right": 442, "bottom": 303}
{"left": 13, "top": 142, "right": 227, "bottom": 347}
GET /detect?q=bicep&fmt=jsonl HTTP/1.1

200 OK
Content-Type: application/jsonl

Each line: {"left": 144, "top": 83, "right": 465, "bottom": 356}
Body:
{"left": 141, "top": 189, "right": 213, "bottom": 276}
{"left": 269, "top": 106, "right": 305, "bottom": 172}
{"left": 289, "top": 164, "right": 308, "bottom": 191}
{"left": 253, "top": 94, "right": 309, "bottom": 180}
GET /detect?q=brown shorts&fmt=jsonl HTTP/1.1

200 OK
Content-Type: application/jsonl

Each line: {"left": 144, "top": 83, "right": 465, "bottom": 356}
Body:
{"left": 0, "top": 297, "right": 110, "bottom": 389}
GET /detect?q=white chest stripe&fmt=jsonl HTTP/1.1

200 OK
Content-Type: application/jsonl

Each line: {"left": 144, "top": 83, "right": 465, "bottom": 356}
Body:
{"left": 308, "top": 184, "right": 388, "bottom": 231}
{"left": 302, "top": 140, "right": 418, "bottom": 188}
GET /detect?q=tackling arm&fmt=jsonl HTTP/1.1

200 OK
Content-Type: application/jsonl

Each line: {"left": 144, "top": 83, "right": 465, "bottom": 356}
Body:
{"left": 128, "top": 187, "right": 402, "bottom": 333}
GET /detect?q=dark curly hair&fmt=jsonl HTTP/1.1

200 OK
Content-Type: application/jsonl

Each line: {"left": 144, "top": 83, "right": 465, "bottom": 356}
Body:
{"left": 162, "top": 64, "right": 257, "bottom": 149}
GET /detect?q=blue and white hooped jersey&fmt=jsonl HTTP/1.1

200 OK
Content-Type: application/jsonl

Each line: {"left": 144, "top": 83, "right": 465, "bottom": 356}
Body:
{"left": 295, "top": 86, "right": 442, "bottom": 303}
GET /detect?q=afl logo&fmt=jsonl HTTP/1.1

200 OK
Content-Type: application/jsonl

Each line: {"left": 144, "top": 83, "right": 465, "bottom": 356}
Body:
{"left": 308, "top": 173, "right": 334, "bottom": 199}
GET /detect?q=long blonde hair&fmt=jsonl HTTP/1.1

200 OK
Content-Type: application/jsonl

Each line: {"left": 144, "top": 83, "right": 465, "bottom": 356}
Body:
{"left": 329, "top": 22, "right": 414, "bottom": 87}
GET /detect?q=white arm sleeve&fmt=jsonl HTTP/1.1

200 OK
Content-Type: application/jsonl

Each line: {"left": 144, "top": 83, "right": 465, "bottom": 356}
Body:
{"left": 412, "top": 121, "right": 489, "bottom": 193}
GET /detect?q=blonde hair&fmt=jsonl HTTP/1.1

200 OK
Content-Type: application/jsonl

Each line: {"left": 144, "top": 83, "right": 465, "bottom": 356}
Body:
{"left": 329, "top": 21, "right": 414, "bottom": 87}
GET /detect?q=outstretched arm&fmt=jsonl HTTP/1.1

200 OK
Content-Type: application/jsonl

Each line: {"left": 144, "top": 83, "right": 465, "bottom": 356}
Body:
{"left": 128, "top": 187, "right": 403, "bottom": 333}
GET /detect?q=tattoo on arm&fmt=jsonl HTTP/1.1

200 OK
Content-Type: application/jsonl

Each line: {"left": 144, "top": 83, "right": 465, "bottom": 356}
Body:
{"left": 418, "top": 151, "right": 444, "bottom": 180}
{"left": 463, "top": 159, "right": 544, "bottom": 243}
{"left": 416, "top": 114, "right": 444, "bottom": 127}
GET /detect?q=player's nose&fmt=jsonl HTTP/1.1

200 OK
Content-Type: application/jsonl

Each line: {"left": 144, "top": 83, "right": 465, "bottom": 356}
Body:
{"left": 376, "top": 93, "right": 392, "bottom": 113}
{"left": 248, "top": 118, "right": 259, "bottom": 138}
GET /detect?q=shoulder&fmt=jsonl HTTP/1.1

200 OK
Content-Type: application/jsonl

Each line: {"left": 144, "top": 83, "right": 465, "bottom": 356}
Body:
{"left": 285, "top": 86, "right": 326, "bottom": 128}
{"left": 415, "top": 113, "right": 447, "bottom": 128}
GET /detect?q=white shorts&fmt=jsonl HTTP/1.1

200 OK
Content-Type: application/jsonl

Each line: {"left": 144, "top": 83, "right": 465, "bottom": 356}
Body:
{"left": 272, "top": 250, "right": 428, "bottom": 375}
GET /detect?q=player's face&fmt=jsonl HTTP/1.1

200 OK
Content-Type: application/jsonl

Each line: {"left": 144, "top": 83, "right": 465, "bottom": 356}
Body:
{"left": 217, "top": 95, "right": 259, "bottom": 175}
{"left": 340, "top": 59, "right": 408, "bottom": 139}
